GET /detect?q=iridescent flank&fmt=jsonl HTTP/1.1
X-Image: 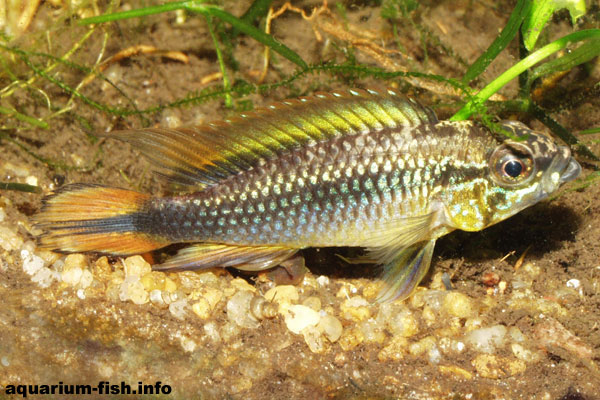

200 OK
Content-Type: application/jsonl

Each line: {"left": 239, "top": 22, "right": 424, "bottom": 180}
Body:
{"left": 144, "top": 121, "right": 495, "bottom": 247}
{"left": 35, "top": 89, "right": 581, "bottom": 301}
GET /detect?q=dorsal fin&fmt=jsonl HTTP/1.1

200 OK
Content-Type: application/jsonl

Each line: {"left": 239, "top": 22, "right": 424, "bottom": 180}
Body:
{"left": 107, "top": 88, "right": 438, "bottom": 190}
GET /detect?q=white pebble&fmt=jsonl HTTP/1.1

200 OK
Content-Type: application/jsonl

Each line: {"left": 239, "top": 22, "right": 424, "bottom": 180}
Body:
{"left": 119, "top": 276, "right": 149, "bottom": 304}
{"left": 123, "top": 255, "right": 152, "bottom": 277}
{"left": 566, "top": 279, "right": 580, "bottom": 289}
{"left": 1, "top": 356, "right": 9, "bottom": 366}
{"left": 161, "top": 291, "right": 179, "bottom": 305}
{"left": 227, "top": 291, "right": 260, "bottom": 329}
{"left": 220, "top": 321, "right": 242, "bottom": 343}
{"left": 511, "top": 343, "right": 541, "bottom": 363}
{"left": 21, "top": 240, "right": 35, "bottom": 253}
{"left": 316, "top": 276, "right": 330, "bottom": 287}
{"left": 149, "top": 289, "right": 166, "bottom": 307}
{"left": 0, "top": 225, "right": 23, "bottom": 251}
{"left": 161, "top": 109, "right": 181, "bottom": 129}
{"left": 317, "top": 314, "right": 343, "bottom": 342}
{"left": 179, "top": 335, "right": 197, "bottom": 353}
{"left": 508, "top": 326, "right": 526, "bottom": 343}
{"left": 204, "top": 321, "right": 221, "bottom": 343}
{"left": 51, "top": 259, "right": 65, "bottom": 271}
{"left": 285, "top": 305, "right": 321, "bottom": 334}
{"left": 119, "top": 276, "right": 137, "bottom": 301}
{"left": 0, "top": 208, "right": 5, "bottom": 222}
{"left": 102, "top": 65, "right": 123, "bottom": 90}
{"left": 21, "top": 251, "right": 44, "bottom": 276}
{"left": 31, "top": 268, "right": 56, "bottom": 288}
{"left": 359, "top": 318, "right": 386, "bottom": 344}
{"left": 345, "top": 296, "right": 369, "bottom": 307}
{"left": 419, "top": 290, "right": 446, "bottom": 311}
{"left": 437, "top": 337, "right": 465, "bottom": 355}
{"left": 377, "top": 302, "right": 418, "bottom": 338}
{"left": 25, "top": 176, "right": 38, "bottom": 186}
{"left": 79, "top": 270, "right": 94, "bottom": 289}
{"left": 62, "top": 266, "right": 83, "bottom": 285}
{"left": 169, "top": 299, "right": 189, "bottom": 320}
{"left": 70, "top": 154, "right": 85, "bottom": 168}
{"left": 428, "top": 346, "right": 442, "bottom": 364}
{"left": 302, "top": 325, "right": 326, "bottom": 353}
{"left": 464, "top": 325, "right": 507, "bottom": 353}
{"left": 409, "top": 336, "right": 437, "bottom": 356}
{"left": 129, "top": 285, "right": 149, "bottom": 305}
{"left": 77, "top": 289, "right": 86, "bottom": 299}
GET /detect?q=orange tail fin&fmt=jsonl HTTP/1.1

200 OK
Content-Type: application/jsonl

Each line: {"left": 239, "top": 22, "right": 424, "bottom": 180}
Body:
{"left": 35, "top": 184, "right": 168, "bottom": 255}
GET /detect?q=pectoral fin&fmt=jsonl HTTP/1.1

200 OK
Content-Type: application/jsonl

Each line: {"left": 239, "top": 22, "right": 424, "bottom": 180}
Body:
{"left": 374, "top": 239, "right": 436, "bottom": 303}
{"left": 154, "top": 243, "right": 297, "bottom": 272}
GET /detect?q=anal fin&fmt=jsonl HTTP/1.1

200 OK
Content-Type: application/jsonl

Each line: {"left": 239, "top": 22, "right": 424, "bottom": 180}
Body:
{"left": 154, "top": 243, "right": 298, "bottom": 272}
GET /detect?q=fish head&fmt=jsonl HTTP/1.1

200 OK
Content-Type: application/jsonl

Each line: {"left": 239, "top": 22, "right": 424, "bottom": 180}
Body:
{"left": 442, "top": 121, "right": 581, "bottom": 233}
{"left": 483, "top": 120, "right": 581, "bottom": 225}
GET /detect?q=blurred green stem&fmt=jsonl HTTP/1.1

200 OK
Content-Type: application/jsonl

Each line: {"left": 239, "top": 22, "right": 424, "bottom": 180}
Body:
{"left": 0, "top": 106, "right": 48, "bottom": 129}
{"left": 0, "top": 182, "right": 42, "bottom": 193}
{"left": 451, "top": 29, "right": 600, "bottom": 121}
{"left": 206, "top": 16, "right": 232, "bottom": 107}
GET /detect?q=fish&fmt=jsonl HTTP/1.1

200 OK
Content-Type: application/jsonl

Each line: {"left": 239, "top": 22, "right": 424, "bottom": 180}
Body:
{"left": 35, "top": 88, "right": 582, "bottom": 302}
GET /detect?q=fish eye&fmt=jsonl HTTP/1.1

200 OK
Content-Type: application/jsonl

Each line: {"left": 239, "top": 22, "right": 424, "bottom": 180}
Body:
{"left": 502, "top": 158, "right": 524, "bottom": 178}
{"left": 489, "top": 144, "right": 534, "bottom": 186}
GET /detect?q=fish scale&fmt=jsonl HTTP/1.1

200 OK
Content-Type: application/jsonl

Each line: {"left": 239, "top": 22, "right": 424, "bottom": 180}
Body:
{"left": 141, "top": 121, "right": 495, "bottom": 249}
{"left": 35, "top": 88, "right": 581, "bottom": 301}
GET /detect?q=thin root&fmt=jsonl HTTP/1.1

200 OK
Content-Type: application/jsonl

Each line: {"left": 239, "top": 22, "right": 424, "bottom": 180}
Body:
{"left": 80, "top": 44, "right": 189, "bottom": 88}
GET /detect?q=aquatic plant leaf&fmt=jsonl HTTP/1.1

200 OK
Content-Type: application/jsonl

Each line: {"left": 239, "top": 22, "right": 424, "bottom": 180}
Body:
{"left": 522, "top": 0, "right": 587, "bottom": 51}
{"left": 451, "top": 29, "right": 600, "bottom": 121}
{"left": 462, "top": 0, "right": 531, "bottom": 84}
{"left": 0, "top": 182, "right": 42, "bottom": 193}
{"left": 529, "top": 39, "right": 600, "bottom": 82}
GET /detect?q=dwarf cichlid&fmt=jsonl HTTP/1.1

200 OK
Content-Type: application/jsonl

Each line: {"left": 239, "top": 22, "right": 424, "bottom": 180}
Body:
{"left": 35, "top": 89, "right": 581, "bottom": 301}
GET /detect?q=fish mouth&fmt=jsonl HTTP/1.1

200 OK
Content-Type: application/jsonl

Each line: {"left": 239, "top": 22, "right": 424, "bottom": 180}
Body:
{"left": 542, "top": 146, "right": 581, "bottom": 193}
{"left": 559, "top": 157, "right": 581, "bottom": 184}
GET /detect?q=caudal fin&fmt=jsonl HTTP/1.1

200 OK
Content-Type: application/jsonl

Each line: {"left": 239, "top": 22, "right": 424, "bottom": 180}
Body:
{"left": 35, "top": 184, "right": 168, "bottom": 255}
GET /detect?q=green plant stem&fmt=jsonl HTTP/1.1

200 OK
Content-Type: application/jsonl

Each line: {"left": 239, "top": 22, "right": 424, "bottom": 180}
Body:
{"left": 0, "top": 182, "right": 42, "bottom": 193}
{"left": 528, "top": 39, "right": 600, "bottom": 87}
{"left": 518, "top": 30, "right": 529, "bottom": 97}
{"left": 579, "top": 128, "right": 600, "bottom": 135}
{"left": 451, "top": 29, "right": 600, "bottom": 121}
{"left": 1, "top": 44, "right": 146, "bottom": 125}
{"left": 0, "top": 28, "right": 95, "bottom": 100}
{"left": 206, "top": 16, "right": 232, "bottom": 107}
{"left": 0, "top": 106, "right": 48, "bottom": 129}
{"left": 79, "top": 1, "right": 307, "bottom": 69}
